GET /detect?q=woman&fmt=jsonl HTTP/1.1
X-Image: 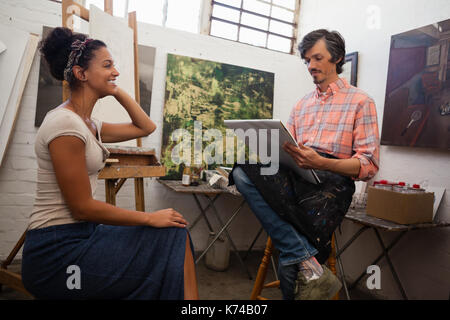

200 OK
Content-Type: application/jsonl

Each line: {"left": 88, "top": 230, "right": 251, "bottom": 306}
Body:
{"left": 21, "top": 27, "right": 198, "bottom": 300}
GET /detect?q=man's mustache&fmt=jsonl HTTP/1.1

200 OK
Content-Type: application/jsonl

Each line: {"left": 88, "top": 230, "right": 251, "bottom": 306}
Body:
{"left": 310, "top": 69, "right": 321, "bottom": 74}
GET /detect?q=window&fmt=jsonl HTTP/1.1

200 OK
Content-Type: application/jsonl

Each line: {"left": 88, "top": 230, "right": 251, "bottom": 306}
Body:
{"left": 209, "top": 0, "right": 299, "bottom": 53}
{"left": 80, "top": 0, "right": 202, "bottom": 33}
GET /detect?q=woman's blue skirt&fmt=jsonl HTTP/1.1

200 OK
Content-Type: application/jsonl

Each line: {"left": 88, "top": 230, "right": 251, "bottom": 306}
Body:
{"left": 22, "top": 222, "right": 193, "bottom": 300}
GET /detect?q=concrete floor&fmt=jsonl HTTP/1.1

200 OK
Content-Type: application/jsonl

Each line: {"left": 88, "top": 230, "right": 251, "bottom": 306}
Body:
{"left": 0, "top": 250, "right": 375, "bottom": 300}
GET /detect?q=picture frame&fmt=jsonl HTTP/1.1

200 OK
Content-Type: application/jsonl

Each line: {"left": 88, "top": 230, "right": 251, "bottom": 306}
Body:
{"left": 343, "top": 51, "right": 358, "bottom": 86}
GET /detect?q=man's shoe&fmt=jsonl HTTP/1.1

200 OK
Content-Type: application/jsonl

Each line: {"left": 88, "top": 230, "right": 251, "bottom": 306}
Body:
{"left": 295, "top": 265, "right": 342, "bottom": 300}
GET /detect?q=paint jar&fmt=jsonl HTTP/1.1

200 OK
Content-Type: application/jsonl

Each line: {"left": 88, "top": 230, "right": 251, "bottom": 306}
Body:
{"left": 191, "top": 164, "right": 201, "bottom": 186}
{"left": 393, "top": 181, "right": 408, "bottom": 193}
{"left": 375, "top": 180, "right": 392, "bottom": 190}
{"left": 182, "top": 166, "right": 191, "bottom": 186}
{"left": 408, "top": 184, "right": 426, "bottom": 194}
{"left": 205, "top": 232, "right": 230, "bottom": 272}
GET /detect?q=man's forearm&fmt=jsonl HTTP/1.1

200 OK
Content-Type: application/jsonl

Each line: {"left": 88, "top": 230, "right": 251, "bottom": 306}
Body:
{"left": 318, "top": 157, "right": 361, "bottom": 178}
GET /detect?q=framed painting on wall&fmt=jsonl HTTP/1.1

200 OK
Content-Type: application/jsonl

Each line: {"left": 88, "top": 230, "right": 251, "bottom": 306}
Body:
{"left": 161, "top": 54, "right": 274, "bottom": 179}
{"left": 380, "top": 18, "right": 450, "bottom": 150}
{"left": 342, "top": 51, "right": 358, "bottom": 86}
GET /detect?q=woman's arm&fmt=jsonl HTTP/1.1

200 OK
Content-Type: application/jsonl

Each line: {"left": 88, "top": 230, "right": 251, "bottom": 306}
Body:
{"left": 49, "top": 135, "right": 187, "bottom": 227}
{"left": 100, "top": 87, "right": 157, "bottom": 143}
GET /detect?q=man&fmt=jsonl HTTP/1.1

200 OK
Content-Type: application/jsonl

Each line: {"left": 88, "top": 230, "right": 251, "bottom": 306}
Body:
{"left": 230, "top": 29, "right": 379, "bottom": 300}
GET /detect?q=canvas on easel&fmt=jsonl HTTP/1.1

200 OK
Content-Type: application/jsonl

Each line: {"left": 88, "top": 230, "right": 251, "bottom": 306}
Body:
{"left": 0, "top": 25, "right": 39, "bottom": 166}
{"left": 89, "top": 4, "right": 136, "bottom": 147}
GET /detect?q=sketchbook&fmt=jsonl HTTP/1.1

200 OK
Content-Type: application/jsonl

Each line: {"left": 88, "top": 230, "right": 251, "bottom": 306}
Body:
{"left": 224, "top": 119, "right": 321, "bottom": 184}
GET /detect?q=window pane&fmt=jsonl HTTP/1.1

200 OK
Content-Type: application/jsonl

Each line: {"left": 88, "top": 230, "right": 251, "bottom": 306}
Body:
{"left": 129, "top": 0, "right": 165, "bottom": 25}
{"left": 271, "top": 6, "right": 294, "bottom": 22}
{"left": 211, "top": 19, "right": 238, "bottom": 41}
{"left": 272, "top": 0, "right": 296, "bottom": 10}
{"left": 267, "top": 34, "right": 291, "bottom": 53}
{"left": 243, "top": 0, "right": 270, "bottom": 16}
{"left": 215, "top": 0, "right": 242, "bottom": 8}
{"left": 241, "top": 12, "right": 268, "bottom": 30}
{"left": 269, "top": 20, "right": 293, "bottom": 37}
{"left": 239, "top": 27, "right": 267, "bottom": 47}
{"left": 166, "top": 0, "right": 202, "bottom": 33}
{"left": 212, "top": 4, "right": 240, "bottom": 23}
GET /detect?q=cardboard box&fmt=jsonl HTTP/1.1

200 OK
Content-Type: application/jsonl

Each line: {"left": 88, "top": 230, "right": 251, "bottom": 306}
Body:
{"left": 366, "top": 186, "right": 434, "bottom": 224}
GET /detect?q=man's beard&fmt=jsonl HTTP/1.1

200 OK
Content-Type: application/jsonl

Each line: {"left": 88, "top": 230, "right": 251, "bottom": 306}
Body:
{"left": 313, "top": 77, "right": 325, "bottom": 84}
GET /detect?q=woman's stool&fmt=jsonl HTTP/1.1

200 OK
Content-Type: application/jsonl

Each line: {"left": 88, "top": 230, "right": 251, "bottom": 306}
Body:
{"left": 250, "top": 234, "right": 340, "bottom": 300}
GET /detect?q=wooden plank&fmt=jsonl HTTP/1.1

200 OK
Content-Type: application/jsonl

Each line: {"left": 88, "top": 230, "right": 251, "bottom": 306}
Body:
{"left": 0, "top": 269, "right": 33, "bottom": 297}
{"left": 104, "top": 0, "right": 113, "bottom": 15}
{"left": 107, "top": 146, "right": 156, "bottom": 156}
{"left": 98, "top": 165, "right": 165, "bottom": 179}
{"left": 134, "top": 178, "right": 145, "bottom": 211}
{"left": 128, "top": 11, "right": 142, "bottom": 148}
{"left": 107, "top": 155, "right": 158, "bottom": 166}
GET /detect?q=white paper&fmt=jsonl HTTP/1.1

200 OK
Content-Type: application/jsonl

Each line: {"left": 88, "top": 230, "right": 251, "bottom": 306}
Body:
{"left": 224, "top": 119, "right": 320, "bottom": 184}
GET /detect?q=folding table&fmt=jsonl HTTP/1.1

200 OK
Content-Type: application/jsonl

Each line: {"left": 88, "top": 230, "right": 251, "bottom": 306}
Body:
{"left": 336, "top": 209, "right": 450, "bottom": 300}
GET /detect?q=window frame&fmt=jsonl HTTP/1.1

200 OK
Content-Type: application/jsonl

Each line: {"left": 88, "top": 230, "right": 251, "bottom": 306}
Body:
{"left": 209, "top": 0, "right": 300, "bottom": 54}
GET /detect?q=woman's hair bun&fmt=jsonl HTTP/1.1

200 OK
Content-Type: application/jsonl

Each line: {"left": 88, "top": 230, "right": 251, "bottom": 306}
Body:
{"left": 39, "top": 27, "right": 87, "bottom": 81}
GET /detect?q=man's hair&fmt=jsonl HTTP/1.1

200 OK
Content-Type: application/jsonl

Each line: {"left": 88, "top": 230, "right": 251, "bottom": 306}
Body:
{"left": 298, "top": 29, "right": 346, "bottom": 74}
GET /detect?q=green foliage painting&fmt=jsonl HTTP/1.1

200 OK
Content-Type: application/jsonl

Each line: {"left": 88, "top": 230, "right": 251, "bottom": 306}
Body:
{"left": 161, "top": 54, "right": 274, "bottom": 179}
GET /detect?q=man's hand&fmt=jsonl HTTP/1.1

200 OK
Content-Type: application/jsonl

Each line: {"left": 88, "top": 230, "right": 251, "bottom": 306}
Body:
{"left": 282, "top": 142, "right": 325, "bottom": 170}
{"left": 283, "top": 142, "right": 362, "bottom": 177}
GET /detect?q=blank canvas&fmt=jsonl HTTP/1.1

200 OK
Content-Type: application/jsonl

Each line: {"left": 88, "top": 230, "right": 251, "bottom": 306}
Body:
{"left": 89, "top": 5, "right": 136, "bottom": 147}
{"left": 0, "top": 29, "right": 39, "bottom": 165}
{"left": 0, "top": 25, "right": 29, "bottom": 126}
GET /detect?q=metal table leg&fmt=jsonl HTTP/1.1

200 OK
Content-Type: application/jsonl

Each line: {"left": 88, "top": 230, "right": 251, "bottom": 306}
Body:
{"left": 190, "top": 193, "right": 216, "bottom": 233}
{"left": 243, "top": 227, "right": 264, "bottom": 260}
{"left": 348, "top": 229, "right": 408, "bottom": 298}
{"left": 373, "top": 229, "right": 408, "bottom": 300}
{"left": 206, "top": 195, "right": 253, "bottom": 279}
{"left": 334, "top": 235, "right": 350, "bottom": 300}
{"left": 195, "top": 197, "right": 253, "bottom": 279}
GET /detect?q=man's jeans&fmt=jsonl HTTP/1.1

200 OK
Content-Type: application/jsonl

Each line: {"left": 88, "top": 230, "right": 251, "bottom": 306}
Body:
{"left": 232, "top": 166, "right": 318, "bottom": 299}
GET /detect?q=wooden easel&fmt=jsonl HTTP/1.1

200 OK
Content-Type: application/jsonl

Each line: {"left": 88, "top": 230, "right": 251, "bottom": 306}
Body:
{"left": 0, "top": 0, "right": 164, "bottom": 297}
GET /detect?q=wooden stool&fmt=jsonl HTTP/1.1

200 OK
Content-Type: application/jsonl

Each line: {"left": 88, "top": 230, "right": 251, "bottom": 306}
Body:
{"left": 250, "top": 234, "right": 339, "bottom": 300}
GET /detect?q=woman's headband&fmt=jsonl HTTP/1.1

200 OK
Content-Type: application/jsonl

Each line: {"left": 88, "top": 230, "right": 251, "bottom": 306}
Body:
{"left": 63, "top": 38, "right": 93, "bottom": 82}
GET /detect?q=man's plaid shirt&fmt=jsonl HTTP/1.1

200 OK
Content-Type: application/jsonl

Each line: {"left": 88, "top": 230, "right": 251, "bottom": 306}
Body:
{"left": 287, "top": 78, "right": 380, "bottom": 181}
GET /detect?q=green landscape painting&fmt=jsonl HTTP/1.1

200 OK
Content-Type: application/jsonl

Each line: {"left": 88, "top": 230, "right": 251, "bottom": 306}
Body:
{"left": 161, "top": 54, "right": 274, "bottom": 179}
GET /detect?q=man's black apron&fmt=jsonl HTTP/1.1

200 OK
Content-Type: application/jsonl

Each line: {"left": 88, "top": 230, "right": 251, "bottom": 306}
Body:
{"left": 229, "top": 152, "right": 355, "bottom": 264}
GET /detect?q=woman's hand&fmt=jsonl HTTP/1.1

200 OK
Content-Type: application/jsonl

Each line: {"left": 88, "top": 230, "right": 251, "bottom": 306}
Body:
{"left": 147, "top": 208, "right": 188, "bottom": 228}
{"left": 100, "top": 87, "right": 157, "bottom": 143}
{"left": 282, "top": 142, "right": 325, "bottom": 169}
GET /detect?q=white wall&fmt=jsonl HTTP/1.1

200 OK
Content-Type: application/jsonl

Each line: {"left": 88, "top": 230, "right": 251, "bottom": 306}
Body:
{"left": 298, "top": 0, "right": 450, "bottom": 299}
{"left": 0, "top": 0, "right": 314, "bottom": 261}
